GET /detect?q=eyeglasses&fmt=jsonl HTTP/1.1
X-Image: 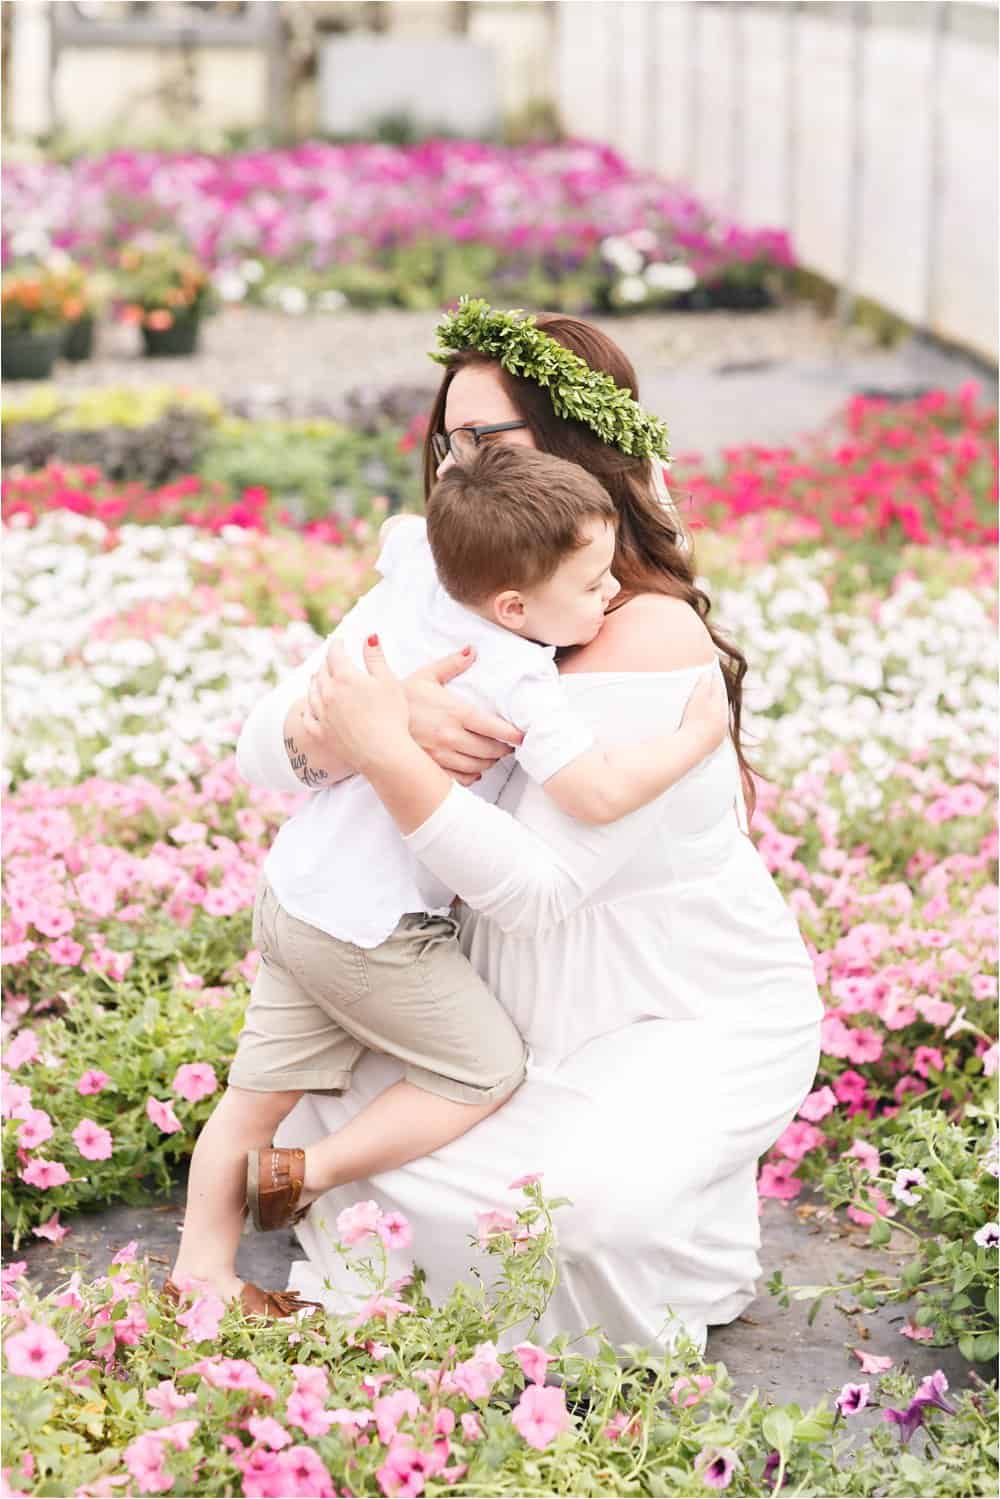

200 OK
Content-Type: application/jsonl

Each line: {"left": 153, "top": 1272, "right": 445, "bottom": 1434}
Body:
{"left": 431, "top": 421, "right": 529, "bottom": 466}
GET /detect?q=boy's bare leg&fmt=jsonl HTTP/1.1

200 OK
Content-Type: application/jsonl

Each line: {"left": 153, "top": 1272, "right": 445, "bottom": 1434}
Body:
{"left": 298, "top": 1080, "right": 507, "bottom": 1204}
{"left": 171, "top": 1085, "right": 302, "bottom": 1300}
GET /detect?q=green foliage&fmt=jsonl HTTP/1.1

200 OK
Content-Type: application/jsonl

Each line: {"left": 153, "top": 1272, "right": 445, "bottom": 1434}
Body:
{"left": 432, "top": 297, "right": 671, "bottom": 459}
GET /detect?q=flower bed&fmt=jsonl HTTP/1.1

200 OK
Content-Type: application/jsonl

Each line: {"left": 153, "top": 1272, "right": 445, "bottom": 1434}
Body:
{"left": 2, "top": 141, "right": 794, "bottom": 313}
{"left": 1, "top": 399, "right": 997, "bottom": 1492}
{"left": 2, "top": 1186, "right": 997, "bottom": 1497}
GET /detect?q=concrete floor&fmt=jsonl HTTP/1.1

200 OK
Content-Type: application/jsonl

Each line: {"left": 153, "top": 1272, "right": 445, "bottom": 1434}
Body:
{"left": 17, "top": 1184, "right": 979, "bottom": 1416}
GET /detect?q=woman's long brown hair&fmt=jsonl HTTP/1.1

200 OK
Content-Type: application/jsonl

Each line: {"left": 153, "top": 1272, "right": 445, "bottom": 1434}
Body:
{"left": 424, "top": 313, "right": 757, "bottom": 816}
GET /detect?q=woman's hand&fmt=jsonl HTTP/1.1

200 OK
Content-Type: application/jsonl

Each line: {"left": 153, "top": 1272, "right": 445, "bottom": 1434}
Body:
{"left": 403, "top": 648, "right": 523, "bottom": 785}
{"left": 304, "top": 637, "right": 412, "bottom": 775}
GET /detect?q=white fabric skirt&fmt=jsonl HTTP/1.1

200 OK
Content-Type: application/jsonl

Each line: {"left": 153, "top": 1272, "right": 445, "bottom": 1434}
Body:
{"left": 278, "top": 1006, "right": 820, "bottom": 1354}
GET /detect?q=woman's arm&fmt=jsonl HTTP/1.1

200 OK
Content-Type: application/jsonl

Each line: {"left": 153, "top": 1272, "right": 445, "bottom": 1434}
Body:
{"left": 304, "top": 599, "right": 725, "bottom": 936}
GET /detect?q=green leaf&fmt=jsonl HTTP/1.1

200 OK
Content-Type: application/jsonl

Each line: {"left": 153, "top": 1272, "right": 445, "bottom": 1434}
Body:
{"left": 762, "top": 1409, "right": 796, "bottom": 1453}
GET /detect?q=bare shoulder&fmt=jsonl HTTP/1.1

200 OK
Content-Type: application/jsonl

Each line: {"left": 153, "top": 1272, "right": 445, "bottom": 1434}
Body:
{"left": 565, "top": 593, "right": 715, "bottom": 674}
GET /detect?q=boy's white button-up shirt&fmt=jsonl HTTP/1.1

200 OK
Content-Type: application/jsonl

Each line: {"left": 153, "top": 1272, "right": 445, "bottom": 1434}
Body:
{"left": 259, "top": 517, "right": 594, "bottom": 947}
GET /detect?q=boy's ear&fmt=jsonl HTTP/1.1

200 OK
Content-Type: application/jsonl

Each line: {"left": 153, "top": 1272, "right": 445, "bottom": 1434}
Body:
{"left": 492, "top": 589, "right": 527, "bottom": 631}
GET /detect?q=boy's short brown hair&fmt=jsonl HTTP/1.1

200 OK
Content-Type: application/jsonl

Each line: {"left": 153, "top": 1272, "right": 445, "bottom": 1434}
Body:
{"left": 426, "top": 444, "right": 617, "bottom": 605}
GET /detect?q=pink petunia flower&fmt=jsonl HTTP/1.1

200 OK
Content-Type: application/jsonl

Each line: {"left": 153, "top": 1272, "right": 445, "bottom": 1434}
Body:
{"left": 901, "top": 1322, "right": 935, "bottom": 1342}
{"left": 853, "top": 1349, "right": 894, "bottom": 1374}
{"left": 32, "top": 1211, "right": 68, "bottom": 1244}
{"left": 146, "top": 1096, "right": 183, "bottom": 1134}
{"left": 77, "top": 1070, "right": 110, "bottom": 1096}
{"left": 514, "top": 1341, "right": 554, "bottom": 1386}
{"left": 443, "top": 1341, "right": 503, "bottom": 1402}
{"left": 16, "top": 1108, "right": 54, "bottom": 1150}
{"left": 460, "top": 1412, "right": 483, "bottom": 1441}
{"left": 171, "top": 1063, "right": 218, "bottom": 1104}
{"left": 508, "top": 1172, "right": 543, "bottom": 1189}
{"left": 20, "top": 1158, "right": 70, "bottom": 1189}
{"left": 510, "top": 1384, "right": 571, "bottom": 1450}
{"left": 670, "top": 1374, "right": 714, "bottom": 1407}
{"left": 279, "top": 1444, "right": 334, "bottom": 1497}
{"left": 146, "top": 1380, "right": 198, "bottom": 1418}
{"left": 72, "top": 1118, "right": 114, "bottom": 1161}
{"left": 475, "top": 1208, "right": 518, "bottom": 1246}
{"left": 285, "top": 1389, "right": 336, "bottom": 1439}
{"left": 694, "top": 1446, "right": 739, "bottom": 1489}
{"left": 4, "top": 1030, "right": 39, "bottom": 1069}
{"left": 836, "top": 1382, "right": 871, "bottom": 1415}
{"left": 757, "top": 1160, "right": 803, "bottom": 1200}
{"left": 4, "top": 1320, "right": 70, "bottom": 1379}
{"left": 845, "top": 1139, "right": 880, "bottom": 1175}
{"left": 176, "top": 1293, "right": 225, "bottom": 1344}
{"left": 798, "top": 1086, "right": 837, "bottom": 1122}
{"left": 245, "top": 1415, "right": 292, "bottom": 1450}
{"left": 373, "top": 1389, "right": 422, "bottom": 1443}
{"left": 377, "top": 1211, "right": 413, "bottom": 1250}
{"left": 336, "top": 1200, "right": 383, "bottom": 1245}
{"left": 112, "top": 1240, "right": 139, "bottom": 1265}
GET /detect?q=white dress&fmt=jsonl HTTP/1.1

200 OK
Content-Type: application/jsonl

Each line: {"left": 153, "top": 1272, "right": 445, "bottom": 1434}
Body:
{"left": 250, "top": 667, "right": 823, "bottom": 1353}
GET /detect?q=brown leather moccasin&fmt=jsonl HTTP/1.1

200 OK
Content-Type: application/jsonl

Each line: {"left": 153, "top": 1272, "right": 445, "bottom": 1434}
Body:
{"left": 162, "top": 1276, "right": 319, "bottom": 1321}
{"left": 246, "top": 1145, "right": 310, "bottom": 1232}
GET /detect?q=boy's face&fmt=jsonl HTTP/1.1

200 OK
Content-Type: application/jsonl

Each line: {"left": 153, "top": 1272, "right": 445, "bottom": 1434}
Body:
{"left": 492, "top": 518, "right": 621, "bottom": 647}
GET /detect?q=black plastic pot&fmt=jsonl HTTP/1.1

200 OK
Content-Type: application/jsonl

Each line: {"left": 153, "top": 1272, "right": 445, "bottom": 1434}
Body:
{"left": 63, "top": 314, "right": 95, "bottom": 362}
{"left": 1, "top": 330, "right": 63, "bottom": 381}
{"left": 141, "top": 310, "right": 201, "bottom": 358}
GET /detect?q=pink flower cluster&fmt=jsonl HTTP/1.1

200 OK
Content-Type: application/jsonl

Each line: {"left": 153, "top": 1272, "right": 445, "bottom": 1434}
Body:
{"left": 755, "top": 751, "right": 997, "bottom": 1211}
{"left": 1, "top": 141, "right": 793, "bottom": 289}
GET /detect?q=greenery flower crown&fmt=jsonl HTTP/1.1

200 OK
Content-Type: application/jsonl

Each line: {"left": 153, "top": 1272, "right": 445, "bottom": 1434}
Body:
{"left": 431, "top": 297, "right": 670, "bottom": 461}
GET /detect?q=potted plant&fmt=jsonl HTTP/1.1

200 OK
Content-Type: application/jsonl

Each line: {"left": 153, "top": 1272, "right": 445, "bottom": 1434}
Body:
{"left": 1, "top": 262, "right": 85, "bottom": 381}
{"left": 116, "top": 238, "right": 214, "bottom": 357}
{"left": 55, "top": 260, "right": 104, "bottom": 362}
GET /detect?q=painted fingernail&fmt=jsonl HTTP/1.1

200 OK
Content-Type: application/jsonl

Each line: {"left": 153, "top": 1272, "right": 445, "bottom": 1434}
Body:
{"left": 462, "top": 645, "right": 473, "bottom": 657}
{"left": 367, "top": 633, "right": 379, "bottom": 647}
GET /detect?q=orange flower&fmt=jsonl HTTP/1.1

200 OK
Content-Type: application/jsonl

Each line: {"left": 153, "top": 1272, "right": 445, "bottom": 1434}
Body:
{"left": 61, "top": 297, "right": 84, "bottom": 320}
{"left": 145, "top": 309, "right": 174, "bottom": 331}
{"left": 119, "top": 304, "right": 145, "bottom": 325}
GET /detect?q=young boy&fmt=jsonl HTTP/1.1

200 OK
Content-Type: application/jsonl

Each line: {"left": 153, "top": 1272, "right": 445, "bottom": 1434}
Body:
{"left": 168, "top": 446, "right": 725, "bottom": 1314}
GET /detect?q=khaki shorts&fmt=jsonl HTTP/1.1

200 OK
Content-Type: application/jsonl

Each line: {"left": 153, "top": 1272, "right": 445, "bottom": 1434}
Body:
{"left": 229, "top": 876, "right": 527, "bottom": 1105}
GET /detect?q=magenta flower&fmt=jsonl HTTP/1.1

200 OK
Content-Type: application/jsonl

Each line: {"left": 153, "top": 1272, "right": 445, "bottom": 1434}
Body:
{"left": 171, "top": 1062, "right": 218, "bottom": 1103}
{"left": 76, "top": 1069, "right": 110, "bottom": 1096}
{"left": 669, "top": 1374, "right": 714, "bottom": 1407}
{"left": 20, "top": 1158, "right": 71, "bottom": 1189}
{"left": 900, "top": 1322, "right": 935, "bottom": 1342}
{"left": 513, "top": 1340, "right": 554, "bottom": 1386}
{"left": 695, "top": 1445, "right": 739, "bottom": 1489}
{"left": 511, "top": 1384, "right": 571, "bottom": 1450}
{"left": 4, "top": 1320, "right": 70, "bottom": 1379}
{"left": 146, "top": 1096, "right": 183, "bottom": 1134}
{"left": 72, "top": 1118, "right": 114, "bottom": 1161}
{"left": 835, "top": 1381, "right": 870, "bottom": 1415}
{"left": 757, "top": 1160, "right": 803, "bottom": 1200}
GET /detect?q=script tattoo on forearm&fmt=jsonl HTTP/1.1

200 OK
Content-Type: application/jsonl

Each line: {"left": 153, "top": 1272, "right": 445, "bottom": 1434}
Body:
{"left": 284, "top": 734, "right": 330, "bottom": 788}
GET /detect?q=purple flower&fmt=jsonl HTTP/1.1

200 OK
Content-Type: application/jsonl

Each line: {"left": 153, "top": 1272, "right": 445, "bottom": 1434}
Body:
{"left": 762, "top": 1451, "right": 786, "bottom": 1490}
{"left": 882, "top": 1401, "right": 927, "bottom": 1444}
{"left": 891, "top": 1167, "right": 927, "bottom": 1205}
{"left": 695, "top": 1446, "right": 739, "bottom": 1490}
{"left": 914, "top": 1369, "right": 956, "bottom": 1414}
{"left": 835, "top": 1381, "right": 871, "bottom": 1416}
{"left": 973, "top": 1221, "right": 999, "bottom": 1249}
